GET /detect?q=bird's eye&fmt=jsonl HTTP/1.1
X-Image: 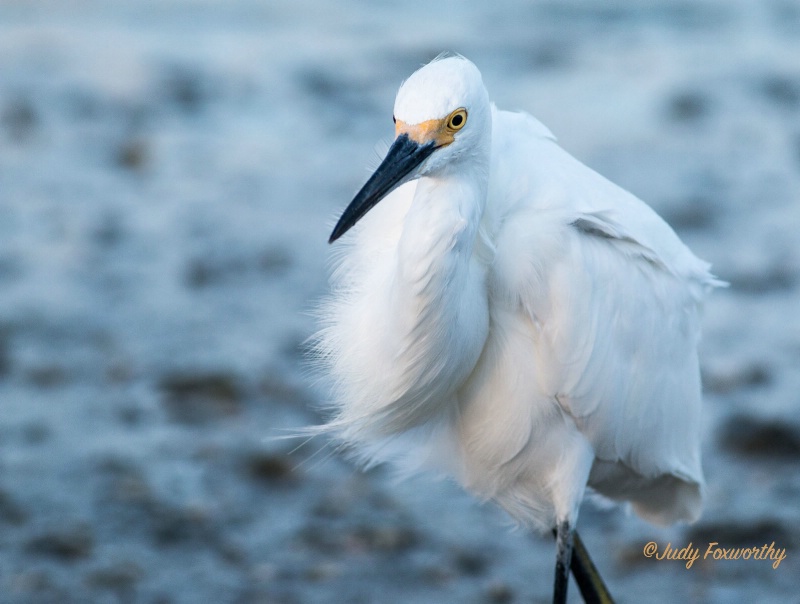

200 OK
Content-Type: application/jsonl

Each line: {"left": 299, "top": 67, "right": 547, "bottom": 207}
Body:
{"left": 446, "top": 108, "right": 467, "bottom": 131}
{"left": 392, "top": 115, "right": 396, "bottom": 124}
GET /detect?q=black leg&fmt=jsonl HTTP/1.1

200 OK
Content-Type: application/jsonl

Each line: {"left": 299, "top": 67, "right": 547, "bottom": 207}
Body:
{"left": 550, "top": 526, "right": 615, "bottom": 604}
{"left": 570, "top": 531, "right": 615, "bottom": 604}
{"left": 553, "top": 519, "right": 573, "bottom": 604}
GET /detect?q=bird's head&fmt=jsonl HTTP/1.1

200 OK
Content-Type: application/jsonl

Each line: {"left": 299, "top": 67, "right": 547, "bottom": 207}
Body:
{"left": 329, "top": 55, "right": 491, "bottom": 243}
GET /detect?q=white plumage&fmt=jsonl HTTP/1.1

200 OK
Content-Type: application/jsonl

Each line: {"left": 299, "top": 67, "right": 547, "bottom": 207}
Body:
{"left": 314, "top": 55, "right": 723, "bottom": 536}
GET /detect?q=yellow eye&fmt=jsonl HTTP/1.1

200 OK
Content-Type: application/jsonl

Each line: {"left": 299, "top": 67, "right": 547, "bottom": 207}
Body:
{"left": 446, "top": 108, "right": 467, "bottom": 131}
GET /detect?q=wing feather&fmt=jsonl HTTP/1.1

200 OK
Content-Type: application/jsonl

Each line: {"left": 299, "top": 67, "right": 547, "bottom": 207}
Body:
{"left": 487, "top": 109, "right": 723, "bottom": 521}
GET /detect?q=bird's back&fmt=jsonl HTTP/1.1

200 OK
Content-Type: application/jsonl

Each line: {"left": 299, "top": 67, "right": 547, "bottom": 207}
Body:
{"left": 465, "top": 108, "right": 723, "bottom": 526}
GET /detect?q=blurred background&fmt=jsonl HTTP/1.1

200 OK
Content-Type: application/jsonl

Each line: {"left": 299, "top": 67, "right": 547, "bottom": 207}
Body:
{"left": 1, "top": 1, "right": 799, "bottom": 602}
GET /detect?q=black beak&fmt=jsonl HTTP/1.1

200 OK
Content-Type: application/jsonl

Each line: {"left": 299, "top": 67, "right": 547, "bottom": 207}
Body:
{"left": 329, "top": 134, "right": 435, "bottom": 243}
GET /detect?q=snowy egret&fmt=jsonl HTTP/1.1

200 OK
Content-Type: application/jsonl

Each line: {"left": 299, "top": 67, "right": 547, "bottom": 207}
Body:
{"left": 316, "top": 55, "right": 722, "bottom": 603}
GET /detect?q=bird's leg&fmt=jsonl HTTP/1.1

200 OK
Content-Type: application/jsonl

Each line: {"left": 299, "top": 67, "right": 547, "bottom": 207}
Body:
{"left": 550, "top": 526, "right": 615, "bottom": 603}
{"left": 570, "top": 531, "right": 615, "bottom": 604}
{"left": 553, "top": 519, "right": 573, "bottom": 604}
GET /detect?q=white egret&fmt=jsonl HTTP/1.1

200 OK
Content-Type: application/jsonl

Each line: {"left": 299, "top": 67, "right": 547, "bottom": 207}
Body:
{"left": 315, "top": 55, "right": 722, "bottom": 603}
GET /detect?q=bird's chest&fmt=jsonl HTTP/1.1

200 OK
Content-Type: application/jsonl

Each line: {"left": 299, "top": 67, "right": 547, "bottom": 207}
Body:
{"left": 329, "top": 181, "right": 491, "bottom": 434}
{"left": 388, "top": 241, "right": 490, "bottom": 394}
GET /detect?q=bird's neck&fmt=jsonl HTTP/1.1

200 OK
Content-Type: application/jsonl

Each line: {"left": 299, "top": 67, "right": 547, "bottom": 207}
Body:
{"left": 369, "top": 169, "right": 489, "bottom": 431}
{"left": 397, "top": 168, "right": 488, "bottom": 285}
{"left": 334, "top": 167, "right": 491, "bottom": 439}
